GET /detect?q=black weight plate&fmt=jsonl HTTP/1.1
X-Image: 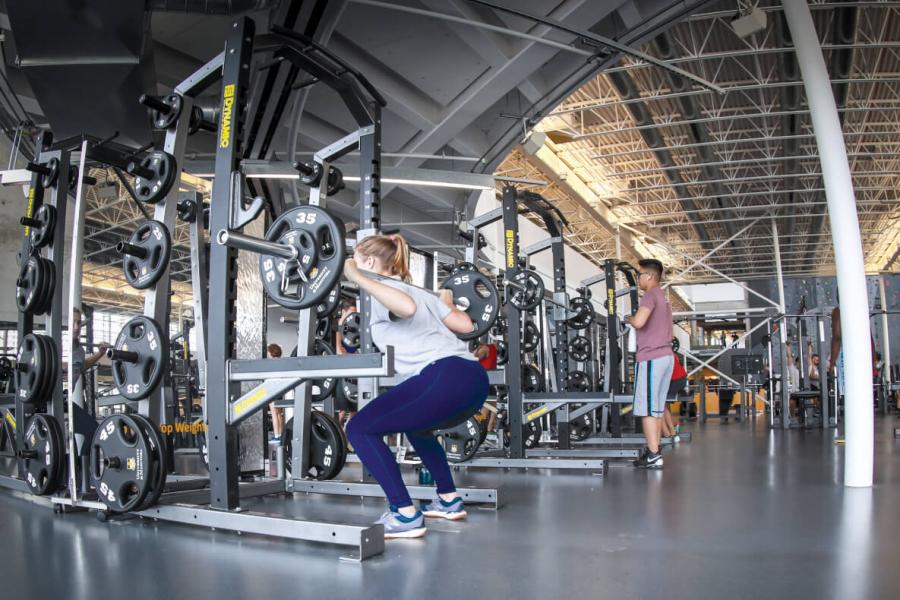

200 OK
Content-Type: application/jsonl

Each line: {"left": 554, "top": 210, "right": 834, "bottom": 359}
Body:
{"left": 316, "top": 316, "right": 332, "bottom": 341}
{"left": 339, "top": 312, "right": 361, "bottom": 351}
{"left": 122, "top": 220, "right": 172, "bottom": 290}
{"left": 260, "top": 206, "right": 346, "bottom": 310}
{"left": 671, "top": 337, "right": 680, "bottom": 353}
{"left": 522, "top": 321, "right": 539, "bottom": 353}
{"left": 38, "top": 259, "right": 56, "bottom": 315}
{"left": 567, "top": 297, "right": 594, "bottom": 330}
{"left": 569, "top": 411, "right": 593, "bottom": 442}
{"left": 339, "top": 378, "right": 358, "bottom": 406}
{"left": 523, "top": 420, "right": 541, "bottom": 449}
{"left": 441, "top": 268, "right": 500, "bottom": 341}
{"left": 35, "top": 257, "right": 53, "bottom": 316}
{"left": 568, "top": 335, "right": 592, "bottom": 362}
{"left": 34, "top": 334, "right": 55, "bottom": 405}
{"left": 91, "top": 414, "right": 153, "bottom": 513}
{"left": 22, "top": 413, "right": 64, "bottom": 495}
{"left": 508, "top": 270, "right": 544, "bottom": 311}
{"left": 496, "top": 340, "right": 508, "bottom": 366}
{"left": 131, "top": 414, "right": 168, "bottom": 511}
{"left": 316, "top": 286, "right": 341, "bottom": 319}
{"left": 437, "top": 416, "right": 481, "bottom": 463}
{"left": 15, "top": 334, "right": 48, "bottom": 405}
{"left": 318, "top": 410, "right": 348, "bottom": 476}
{"left": 44, "top": 413, "right": 66, "bottom": 491}
{"left": 111, "top": 316, "right": 168, "bottom": 401}
{"left": 15, "top": 256, "right": 44, "bottom": 314}
{"left": 39, "top": 158, "right": 59, "bottom": 188}
{"left": 132, "top": 151, "right": 177, "bottom": 204}
{"left": 522, "top": 364, "right": 543, "bottom": 393}
{"left": 197, "top": 431, "right": 209, "bottom": 471}
{"left": 30, "top": 204, "right": 56, "bottom": 249}
{"left": 310, "top": 339, "right": 337, "bottom": 402}
{"left": 308, "top": 412, "right": 343, "bottom": 480}
{"left": 566, "top": 370, "right": 590, "bottom": 392}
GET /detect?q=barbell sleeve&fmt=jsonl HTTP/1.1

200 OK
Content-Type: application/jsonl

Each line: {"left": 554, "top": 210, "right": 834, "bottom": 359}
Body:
{"left": 116, "top": 241, "right": 148, "bottom": 259}
{"left": 216, "top": 229, "right": 299, "bottom": 260}
{"left": 20, "top": 216, "right": 42, "bottom": 228}
{"left": 125, "top": 160, "right": 155, "bottom": 180}
{"left": 107, "top": 348, "right": 139, "bottom": 363}
{"left": 25, "top": 162, "right": 52, "bottom": 176}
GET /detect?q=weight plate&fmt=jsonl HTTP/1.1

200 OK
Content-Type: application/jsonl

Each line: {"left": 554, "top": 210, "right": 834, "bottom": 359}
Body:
{"left": 284, "top": 411, "right": 345, "bottom": 480}
{"left": 523, "top": 420, "right": 541, "bottom": 449}
{"left": 38, "top": 259, "right": 56, "bottom": 315}
{"left": 34, "top": 334, "right": 56, "bottom": 405}
{"left": 318, "top": 410, "right": 348, "bottom": 475}
{"left": 260, "top": 206, "right": 346, "bottom": 310}
{"left": 44, "top": 413, "right": 66, "bottom": 491}
{"left": 29, "top": 204, "right": 56, "bottom": 249}
{"left": 15, "top": 256, "right": 46, "bottom": 314}
{"left": 522, "top": 364, "right": 543, "bottom": 393}
{"left": 316, "top": 285, "right": 341, "bottom": 319}
{"left": 496, "top": 340, "right": 508, "bottom": 366}
{"left": 132, "top": 151, "right": 178, "bottom": 204}
{"left": 437, "top": 416, "right": 482, "bottom": 463}
{"left": 567, "top": 297, "right": 594, "bottom": 330}
{"left": 22, "top": 413, "right": 64, "bottom": 495}
{"left": 122, "top": 220, "right": 172, "bottom": 290}
{"left": 522, "top": 321, "right": 539, "bottom": 353}
{"left": 566, "top": 370, "right": 590, "bottom": 392}
{"left": 441, "top": 267, "right": 500, "bottom": 341}
{"left": 568, "top": 335, "right": 592, "bottom": 362}
{"left": 15, "top": 334, "right": 51, "bottom": 405}
{"left": 90, "top": 414, "right": 153, "bottom": 513}
{"left": 36, "top": 158, "right": 59, "bottom": 189}
{"left": 310, "top": 339, "right": 337, "bottom": 402}
{"left": 339, "top": 378, "right": 358, "bottom": 406}
{"left": 111, "top": 316, "right": 168, "bottom": 401}
{"left": 130, "top": 414, "right": 168, "bottom": 511}
{"left": 569, "top": 411, "right": 593, "bottom": 441}
{"left": 316, "top": 316, "right": 332, "bottom": 341}
{"left": 197, "top": 431, "right": 209, "bottom": 472}
{"left": 339, "top": 312, "right": 360, "bottom": 351}
{"left": 671, "top": 337, "right": 680, "bottom": 353}
{"left": 508, "top": 270, "right": 544, "bottom": 311}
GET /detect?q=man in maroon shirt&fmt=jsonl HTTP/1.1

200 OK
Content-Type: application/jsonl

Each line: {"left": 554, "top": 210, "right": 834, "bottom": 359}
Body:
{"left": 625, "top": 259, "right": 674, "bottom": 469}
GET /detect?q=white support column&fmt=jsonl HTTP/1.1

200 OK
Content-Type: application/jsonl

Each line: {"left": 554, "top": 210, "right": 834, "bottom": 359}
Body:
{"left": 783, "top": 0, "right": 874, "bottom": 487}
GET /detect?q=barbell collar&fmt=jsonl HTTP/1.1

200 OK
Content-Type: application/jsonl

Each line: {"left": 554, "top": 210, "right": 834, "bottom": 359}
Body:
{"left": 216, "top": 229, "right": 299, "bottom": 261}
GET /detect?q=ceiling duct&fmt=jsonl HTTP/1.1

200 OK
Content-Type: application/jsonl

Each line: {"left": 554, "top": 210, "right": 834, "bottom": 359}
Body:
{"left": 147, "top": 0, "right": 278, "bottom": 14}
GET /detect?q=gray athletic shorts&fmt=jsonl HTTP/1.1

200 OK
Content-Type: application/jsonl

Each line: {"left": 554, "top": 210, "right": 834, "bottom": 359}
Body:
{"left": 633, "top": 355, "right": 675, "bottom": 417}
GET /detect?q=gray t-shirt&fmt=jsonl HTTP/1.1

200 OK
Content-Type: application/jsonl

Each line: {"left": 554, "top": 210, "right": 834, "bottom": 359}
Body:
{"left": 370, "top": 279, "right": 476, "bottom": 380}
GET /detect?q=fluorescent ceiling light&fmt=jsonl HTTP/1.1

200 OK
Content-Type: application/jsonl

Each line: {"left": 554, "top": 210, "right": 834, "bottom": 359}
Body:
{"left": 193, "top": 172, "right": 494, "bottom": 190}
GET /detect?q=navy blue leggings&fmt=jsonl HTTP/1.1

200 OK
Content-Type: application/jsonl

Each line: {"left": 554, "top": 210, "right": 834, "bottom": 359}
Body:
{"left": 346, "top": 356, "right": 488, "bottom": 508}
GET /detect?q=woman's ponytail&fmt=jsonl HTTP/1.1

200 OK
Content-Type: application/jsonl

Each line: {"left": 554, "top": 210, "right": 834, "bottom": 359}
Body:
{"left": 356, "top": 234, "right": 411, "bottom": 282}
{"left": 388, "top": 234, "right": 411, "bottom": 282}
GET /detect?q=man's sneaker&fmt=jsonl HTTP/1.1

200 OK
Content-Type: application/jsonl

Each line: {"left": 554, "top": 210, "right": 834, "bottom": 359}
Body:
{"left": 634, "top": 450, "right": 664, "bottom": 469}
{"left": 421, "top": 495, "right": 467, "bottom": 520}
{"left": 268, "top": 434, "right": 282, "bottom": 444}
{"left": 376, "top": 508, "right": 427, "bottom": 539}
{"left": 632, "top": 446, "right": 650, "bottom": 467}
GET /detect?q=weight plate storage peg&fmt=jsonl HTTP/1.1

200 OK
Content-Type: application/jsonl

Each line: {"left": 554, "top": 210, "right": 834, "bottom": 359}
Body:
{"left": 260, "top": 206, "right": 346, "bottom": 310}
{"left": 23, "top": 204, "right": 57, "bottom": 249}
{"left": 129, "top": 150, "right": 178, "bottom": 204}
{"left": 15, "top": 333, "right": 57, "bottom": 405}
{"left": 440, "top": 267, "right": 500, "bottom": 341}
{"left": 109, "top": 316, "right": 168, "bottom": 401}
{"left": 522, "top": 321, "right": 540, "bottom": 353}
{"left": 119, "top": 220, "right": 172, "bottom": 290}
{"left": 436, "top": 416, "right": 482, "bottom": 463}
{"left": 21, "top": 413, "right": 65, "bottom": 495}
{"left": 91, "top": 414, "right": 154, "bottom": 513}
{"left": 568, "top": 336, "right": 592, "bottom": 362}
{"left": 507, "top": 269, "right": 544, "bottom": 311}
{"left": 567, "top": 297, "right": 594, "bottom": 330}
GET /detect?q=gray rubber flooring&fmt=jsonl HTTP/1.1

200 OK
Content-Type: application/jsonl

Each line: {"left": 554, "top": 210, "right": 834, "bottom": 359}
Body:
{"left": 2, "top": 417, "right": 899, "bottom": 600}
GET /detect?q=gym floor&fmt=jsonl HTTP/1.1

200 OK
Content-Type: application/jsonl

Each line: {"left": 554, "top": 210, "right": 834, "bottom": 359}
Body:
{"left": 3, "top": 419, "right": 899, "bottom": 600}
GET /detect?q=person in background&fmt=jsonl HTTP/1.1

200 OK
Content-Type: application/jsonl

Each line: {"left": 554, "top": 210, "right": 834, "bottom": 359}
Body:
{"left": 68, "top": 306, "right": 109, "bottom": 389}
{"left": 662, "top": 353, "right": 687, "bottom": 439}
{"left": 807, "top": 340, "right": 821, "bottom": 391}
{"left": 266, "top": 343, "right": 284, "bottom": 443}
{"left": 473, "top": 343, "right": 498, "bottom": 432}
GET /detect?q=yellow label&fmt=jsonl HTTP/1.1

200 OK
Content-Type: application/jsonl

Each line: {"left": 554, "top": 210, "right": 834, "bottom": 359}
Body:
{"left": 4, "top": 411, "right": 15, "bottom": 430}
{"left": 233, "top": 387, "right": 267, "bottom": 417}
{"left": 24, "top": 187, "right": 35, "bottom": 237}
{"left": 505, "top": 229, "right": 515, "bottom": 268}
{"left": 219, "top": 84, "right": 235, "bottom": 148}
{"left": 527, "top": 407, "right": 548, "bottom": 421}
{"left": 607, "top": 287, "right": 615, "bottom": 317}
{"left": 127, "top": 457, "right": 136, "bottom": 471}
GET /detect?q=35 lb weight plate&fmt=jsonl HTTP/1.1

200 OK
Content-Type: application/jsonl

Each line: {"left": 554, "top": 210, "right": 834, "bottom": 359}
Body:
{"left": 90, "top": 414, "right": 154, "bottom": 513}
{"left": 260, "top": 206, "right": 345, "bottom": 310}
{"left": 522, "top": 321, "right": 539, "bottom": 353}
{"left": 441, "top": 267, "right": 500, "bottom": 341}
{"left": 120, "top": 220, "right": 172, "bottom": 290}
{"left": 109, "top": 316, "right": 167, "bottom": 401}
{"left": 339, "top": 312, "right": 360, "bottom": 351}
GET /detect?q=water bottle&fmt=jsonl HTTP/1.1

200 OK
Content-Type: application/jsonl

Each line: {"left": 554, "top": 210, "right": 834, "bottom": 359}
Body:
{"left": 418, "top": 466, "right": 434, "bottom": 486}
